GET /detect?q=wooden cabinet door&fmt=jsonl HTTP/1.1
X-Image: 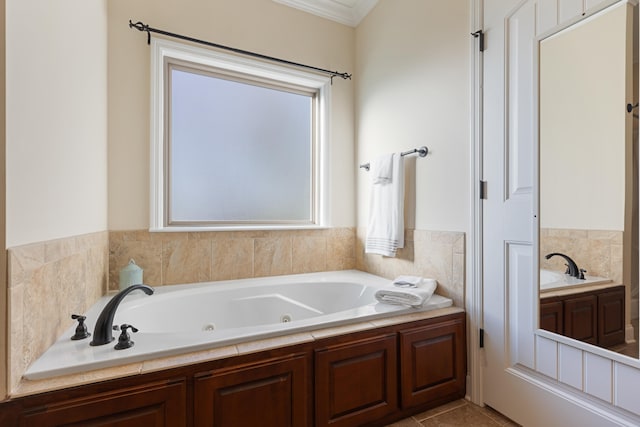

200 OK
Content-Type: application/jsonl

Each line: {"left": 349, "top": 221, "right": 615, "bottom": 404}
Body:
{"left": 564, "top": 294, "right": 598, "bottom": 344}
{"left": 194, "top": 354, "right": 308, "bottom": 427}
{"left": 540, "top": 300, "right": 563, "bottom": 334}
{"left": 399, "top": 316, "right": 466, "bottom": 409}
{"left": 20, "top": 378, "right": 186, "bottom": 427}
{"left": 598, "top": 287, "right": 625, "bottom": 347}
{"left": 315, "top": 333, "right": 398, "bottom": 427}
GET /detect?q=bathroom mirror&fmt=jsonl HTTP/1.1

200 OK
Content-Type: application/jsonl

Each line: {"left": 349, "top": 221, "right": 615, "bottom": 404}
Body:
{"left": 539, "top": 1, "right": 639, "bottom": 358}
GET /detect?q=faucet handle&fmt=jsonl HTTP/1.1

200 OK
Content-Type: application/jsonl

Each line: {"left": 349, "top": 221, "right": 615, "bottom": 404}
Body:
{"left": 564, "top": 263, "right": 570, "bottom": 275}
{"left": 114, "top": 324, "right": 138, "bottom": 350}
{"left": 579, "top": 269, "right": 587, "bottom": 280}
{"left": 70, "top": 314, "right": 91, "bottom": 340}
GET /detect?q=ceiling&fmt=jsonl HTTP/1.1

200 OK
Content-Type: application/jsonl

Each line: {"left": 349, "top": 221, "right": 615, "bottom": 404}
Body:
{"left": 273, "top": 0, "right": 379, "bottom": 27}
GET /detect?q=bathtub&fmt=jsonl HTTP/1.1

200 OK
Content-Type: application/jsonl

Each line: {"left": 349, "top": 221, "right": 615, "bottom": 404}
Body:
{"left": 25, "top": 270, "right": 452, "bottom": 380}
{"left": 540, "top": 268, "right": 611, "bottom": 292}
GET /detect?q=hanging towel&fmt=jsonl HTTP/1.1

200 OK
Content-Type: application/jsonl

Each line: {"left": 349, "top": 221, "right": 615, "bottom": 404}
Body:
{"left": 371, "top": 154, "right": 394, "bottom": 184}
{"left": 365, "top": 153, "right": 404, "bottom": 257}
{"left": 375, "top": 278, "right": 437, "bottom": 307}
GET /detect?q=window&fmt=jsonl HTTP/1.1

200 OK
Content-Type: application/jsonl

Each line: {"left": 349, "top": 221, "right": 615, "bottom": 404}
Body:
{"left": 150, "top": 39, "right": 330, "bottom": 230}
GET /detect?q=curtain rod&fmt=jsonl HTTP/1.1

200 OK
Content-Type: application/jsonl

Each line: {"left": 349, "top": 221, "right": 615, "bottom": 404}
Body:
{"left": 129, "top": 20, "right": 352, "bottom": 82}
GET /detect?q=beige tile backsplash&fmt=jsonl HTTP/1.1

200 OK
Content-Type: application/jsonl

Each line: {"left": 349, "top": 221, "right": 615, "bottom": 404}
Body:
{"left": 7, "top": 226, "right": 465, "bottom": 395}
{"left": 7, "top": 232, "right": 108, "bottom": 393}
{"left": 540, "top": 228, "right": 623, "bottom": 283}
{"left": 108, "top": 228, "right": 357, "bottom": 289}
{"left": 356, "top": 228, "right": 466, "bottom": 308}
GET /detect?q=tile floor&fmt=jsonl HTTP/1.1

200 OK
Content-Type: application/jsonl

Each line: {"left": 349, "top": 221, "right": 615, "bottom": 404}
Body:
{"left": 387, "top": 399, "right": 520, "bottom": 426}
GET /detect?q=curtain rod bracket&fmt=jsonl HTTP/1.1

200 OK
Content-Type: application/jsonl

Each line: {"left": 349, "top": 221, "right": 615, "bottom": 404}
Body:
{"left": 128, "top": 19, "right": 352, "bottom": 81}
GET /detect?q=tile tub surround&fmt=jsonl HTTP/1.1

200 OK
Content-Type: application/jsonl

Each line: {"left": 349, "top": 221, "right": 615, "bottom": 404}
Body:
{"left": 7, "top": 232, "right": 109, "bottom": 394}
{"left": 540, "top": 228, "right": 623, "bottom": 284}
{"left": 7, "top": 227, "right": 465, "bottom": 396}
{"left": 357, "top": 228, "right": 466, "bottom": 308}
{"left": 108, "top": 228, "right": 357, "bottom": 289}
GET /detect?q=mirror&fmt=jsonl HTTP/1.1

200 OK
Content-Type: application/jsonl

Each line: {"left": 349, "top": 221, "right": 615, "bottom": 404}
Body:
{"left": 539, "top": 1, "right": 639, "bottom": 359}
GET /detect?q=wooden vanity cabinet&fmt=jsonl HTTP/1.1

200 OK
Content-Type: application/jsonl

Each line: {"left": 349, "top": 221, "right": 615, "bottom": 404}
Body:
{"left": 314, "top": 333, "right": 398, "bottom": 427}
{"left": 598, "top": 288, "right": 625, "bottom": 347}
{"left": 540, "top": 285, "right": 625, "bottom": 348}
{"left": 20, "top": 378, "right": 187, "bottom": 427}
{"left": 540, "top": 300, "right": 563, "bottom": 335}
{"left": 564, "top": 294, "right": 598, "bottom": 344}
{"left": 398, "top": 316, "right": 466, "bottom": 409}
{"left": 193, "top": 353, "right": 309, "bottom": 427}
{"left": 5, "top": 311, "right": 466, "bottom": 427}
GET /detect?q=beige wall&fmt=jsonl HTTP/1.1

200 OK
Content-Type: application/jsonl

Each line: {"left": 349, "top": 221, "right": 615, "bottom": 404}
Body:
{"left": 540, "top": 4, "right": 628, "bottom": 231}
{"left": 6, "top": 0, "right": 109, "bottom": 248}
{"left": 355, "top": 0, "right": 470, "bottom": 232}
{"left": 107, "top": 0, "right": 356, "bottom": 230}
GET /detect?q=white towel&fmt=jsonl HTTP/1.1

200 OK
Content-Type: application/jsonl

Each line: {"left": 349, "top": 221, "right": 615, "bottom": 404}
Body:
{"left": 371, "top": 154, "right": 393, "bottom": 184}
{"left": 393, "top": 275, "right": 422, "bottom": 288}
{"left": 365, "top": 153, "right": 404, "bottom": 257}
{"left": 375, "top": 278, "right": 437, "bottom": 307}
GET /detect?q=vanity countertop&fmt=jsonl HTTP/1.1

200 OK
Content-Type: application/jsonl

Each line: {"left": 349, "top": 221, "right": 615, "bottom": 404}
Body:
{"left": 540, "top": 281, "right": 622, "bottom": 299}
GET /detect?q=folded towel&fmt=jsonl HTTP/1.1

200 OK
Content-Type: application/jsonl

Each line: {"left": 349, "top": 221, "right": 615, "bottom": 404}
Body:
{"left": 375, "top": 278, "right": 437, "bottom": 307}
{"left": 365, "top": 153, "right": 404, "bottom": 257}
{"left": 393, "top": 275, "right": 423, "bottom": 288}
{"left": 371, "top": 154, "right": 394, "bottom": 185}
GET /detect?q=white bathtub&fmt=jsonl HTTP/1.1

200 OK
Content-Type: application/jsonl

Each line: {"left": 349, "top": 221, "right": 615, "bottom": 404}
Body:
{"left": 25, "top": 270, "right": 452, "bottom": 380}
{"left": 540, "top": 268, "right": 611, "bottom": 292}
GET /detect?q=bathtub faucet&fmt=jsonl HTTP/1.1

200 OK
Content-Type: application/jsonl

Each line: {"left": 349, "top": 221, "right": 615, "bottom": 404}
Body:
{"left": 90, "top": 284, "right": 154, "bottom": 346}
{"left": 544, "top": 252, "right": 580, "bottom": 278}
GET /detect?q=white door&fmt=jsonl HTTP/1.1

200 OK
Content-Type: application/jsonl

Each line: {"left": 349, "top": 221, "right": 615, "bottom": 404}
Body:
{"left": 481, "top": 1, "right": 636, "bottom": 425}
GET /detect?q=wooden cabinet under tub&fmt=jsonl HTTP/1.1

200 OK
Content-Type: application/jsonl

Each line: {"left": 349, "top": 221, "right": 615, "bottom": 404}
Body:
{"left": 18, "top": 378, "right": 187, "bottom": 427}
{"left": 540, "top": 285, "right": 625, "bottom": 348}
{"left": 3, "top": 310, "right": 465, "bottom": 427}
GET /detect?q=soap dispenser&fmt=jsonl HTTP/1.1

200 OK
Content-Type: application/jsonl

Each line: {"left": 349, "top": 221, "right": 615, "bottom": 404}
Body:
{"left": 119, "top": 259, "right": 144, "bottom": 291}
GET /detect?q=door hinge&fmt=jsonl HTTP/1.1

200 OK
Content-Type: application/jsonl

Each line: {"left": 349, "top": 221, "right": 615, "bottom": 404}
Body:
{"left": 471, "top": 30, "right": 485, "bottom": 52}
{"left": 479, "top": 328, "right": 485, "bottom": 348}
{"left": 479, "top": 180, "right": 488, "bottom": 200}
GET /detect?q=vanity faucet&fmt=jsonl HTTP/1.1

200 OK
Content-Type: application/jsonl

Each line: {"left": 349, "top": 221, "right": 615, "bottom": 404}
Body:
{"left": 544, "top": 252, "right": 580, "bottom": 278}
{"left": 90, "top": 284, "right": 154, "bottom": 346}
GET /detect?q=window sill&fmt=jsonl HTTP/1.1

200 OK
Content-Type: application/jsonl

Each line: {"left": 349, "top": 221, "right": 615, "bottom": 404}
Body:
{"left": 149, "top": 224, "right": 331, "bottom": 233}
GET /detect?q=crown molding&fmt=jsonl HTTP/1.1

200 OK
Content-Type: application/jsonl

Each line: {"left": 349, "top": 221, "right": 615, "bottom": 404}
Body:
{"left": 273, "top": 0, "right": 378, "bottom": 27}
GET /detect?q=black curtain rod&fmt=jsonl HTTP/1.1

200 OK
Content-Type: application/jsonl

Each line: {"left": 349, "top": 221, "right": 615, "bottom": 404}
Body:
{"left": 129, "top": 20, "right": 352, "bottom": 82}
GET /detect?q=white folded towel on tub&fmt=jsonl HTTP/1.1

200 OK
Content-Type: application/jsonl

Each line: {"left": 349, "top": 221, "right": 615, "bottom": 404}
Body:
{"left": 375, "top": 278, "right": 437, "bottom": 307}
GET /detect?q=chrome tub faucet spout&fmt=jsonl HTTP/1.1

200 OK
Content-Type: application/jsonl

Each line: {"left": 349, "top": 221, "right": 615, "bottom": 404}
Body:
{"left": 90, "top": 284, "right": 154, "bottom": 346}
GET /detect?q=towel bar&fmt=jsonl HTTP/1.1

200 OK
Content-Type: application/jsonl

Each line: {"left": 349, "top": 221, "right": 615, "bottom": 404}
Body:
{"left": 359, "top": 146, "right": 428, "bottom": 171}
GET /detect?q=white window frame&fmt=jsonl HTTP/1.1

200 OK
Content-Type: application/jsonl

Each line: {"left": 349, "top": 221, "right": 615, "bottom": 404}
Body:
{"left": 149, "top": 38, "right": 331, "bottom": 231}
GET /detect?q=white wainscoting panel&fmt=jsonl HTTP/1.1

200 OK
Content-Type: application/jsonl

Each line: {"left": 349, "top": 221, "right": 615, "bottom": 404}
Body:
{"left": 536, "top": 335, "right": 559, "bottom": 378}
{"left": 558, "top": 343, "right": 584, "bottom": 390}
{"left": 584, "top": 352, "right": 614, "bottom": 403}
{"left": 614, "top": 362, "right": 640, "bottom": 416}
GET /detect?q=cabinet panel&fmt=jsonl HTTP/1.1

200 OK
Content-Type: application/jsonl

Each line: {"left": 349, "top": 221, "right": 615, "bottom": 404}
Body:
{"left": 315, "top": 333, "right": 398, "bottom": 427}
{"left": 194, "top": 354, "right": 308, "bottom": 427}
{"left": 564, "top": 294, "right": 598, "bottom": 344}
{"left": 540, "top": 300, "right": 563, "bottom": 334}
{"left": 598, "top": 288, "right": 625, "bottom": 347}
{"left": 399, "top": 317, "right": 466, "bottom": 408}
{"left": 20, "top": 379, "right": 186, "bottom": 427}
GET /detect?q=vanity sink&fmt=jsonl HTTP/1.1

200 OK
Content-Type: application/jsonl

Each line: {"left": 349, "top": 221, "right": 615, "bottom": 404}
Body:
{"left": 540, "top": 269, "right": 612, "bottom": 293}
